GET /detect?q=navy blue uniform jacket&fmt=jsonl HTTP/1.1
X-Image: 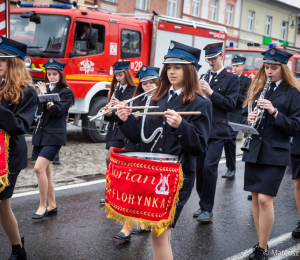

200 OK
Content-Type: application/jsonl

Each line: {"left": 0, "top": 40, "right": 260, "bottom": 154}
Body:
{"left": 202, "top": 69, "right": 239, "bottom": 139}
{"left": 105, "top": 85, "right": 136, "bottom": 142}
{"left": 0, "top": 86, "right": 37, "bottom": 172}
{"left": 229, "top": 74, "right": 252, "bottom": 123}
{"left": 118, "top": 93, "right": 212, "bottom": 191}
{"left": 32, "top": 86, "right": 73, "bottom": 146}
{"left": 291, "top": 134, "right": 300, "bottom": 155}
{"left": 241, "top": 83, "right": 300, "bottom": 166}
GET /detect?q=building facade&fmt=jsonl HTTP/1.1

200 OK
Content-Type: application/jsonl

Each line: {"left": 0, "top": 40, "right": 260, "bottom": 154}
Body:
{"left": 239, "top": 0, "right": 300, "bottom": 48}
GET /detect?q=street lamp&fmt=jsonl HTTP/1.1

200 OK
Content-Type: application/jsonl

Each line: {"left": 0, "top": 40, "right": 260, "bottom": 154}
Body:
{"left": 290, "top": 19, "right": 295, "bottom": 29}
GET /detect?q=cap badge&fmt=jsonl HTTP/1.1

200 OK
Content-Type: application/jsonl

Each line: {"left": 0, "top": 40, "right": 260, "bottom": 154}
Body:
{"left": 234, "top": 55, "right": 237, "bottom": 58}
{"left": 270, "top": 49, "right": 276, "bottom": 55}
{"left": 169, "top": 42, "right": 175, "bottom": 50}
{"left": 49, "top": 58, "right": 54, "bottom": 63}
{"left": 207, "top": 46, "right": 211, "bottom": 50}
{"left": 142, "top": 66, "right": 147, "bottom": 71}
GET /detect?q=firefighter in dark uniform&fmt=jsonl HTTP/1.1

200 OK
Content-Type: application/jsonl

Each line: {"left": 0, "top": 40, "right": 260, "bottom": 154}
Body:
{"left": 241, "top": 48, "right": 300, "bottom": 260}
{"left": 116, "top": 40, "right": 212, "bottom": 259}
{"left": 0, "top": 37, "right": 37, "bottom": 260}
{"left": 223, "top": 55, "right": 252, "bottom": 179}
{"left": 194, "top": 42, "right": 239, "bottom": 222}
{"left": 32, "top": 58, "right": 74, "bottom": 219}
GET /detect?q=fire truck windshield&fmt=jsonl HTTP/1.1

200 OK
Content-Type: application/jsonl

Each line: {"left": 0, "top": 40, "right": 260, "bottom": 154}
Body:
{"left": 225, "top": 50, "right": 264, "bottom": 71}
{"left": 10, "top": 13, "right": 71, "bottom": 58}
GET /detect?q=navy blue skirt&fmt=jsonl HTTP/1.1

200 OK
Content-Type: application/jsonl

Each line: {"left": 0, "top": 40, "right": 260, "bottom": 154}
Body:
{"left": 291, "top": 154, "right": 300, "bottom": 180}
{"left": 0, "top": 171, "right": 20, "bottom": 200}
{"left": 32, "top": 145, "right": 61, "bottom": 161}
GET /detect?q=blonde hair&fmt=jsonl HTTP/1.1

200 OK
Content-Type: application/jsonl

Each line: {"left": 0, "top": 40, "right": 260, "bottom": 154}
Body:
{"left": 243, "top": 63, "right": 300, "bottom": 107}
{"left": 0, "top": 57, "right": 32, "bottom": 105}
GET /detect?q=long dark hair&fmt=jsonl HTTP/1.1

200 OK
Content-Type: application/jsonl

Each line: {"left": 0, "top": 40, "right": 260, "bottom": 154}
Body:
{"left": 44, "top": 70, "right": 74, "bottom": 106}
{"left": 107, "top": 69, "right": 136, "bottom": 103}
{"left": 133, "top": 78, "right": 158, "bottom": 97}
{"left": 152, "top": 64, "right": 203, "bottom": 103}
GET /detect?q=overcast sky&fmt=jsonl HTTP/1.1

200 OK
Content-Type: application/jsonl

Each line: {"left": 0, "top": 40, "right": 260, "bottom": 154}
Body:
{"left": 278, "top": 0, "right": 300, "bottom": 9}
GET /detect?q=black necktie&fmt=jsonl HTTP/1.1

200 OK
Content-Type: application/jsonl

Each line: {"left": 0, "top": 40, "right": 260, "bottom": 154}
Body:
{"left": 210, "top": 72, "right": 217, "bottom": 83}
{"left": 119, "top": 87, "right": 124, "bottom": 93}
{"left": 265, "top": 82, "right": 276, "bottom": 100}
{"left": 167, "top": 90, "right": 177, "bottom": 107}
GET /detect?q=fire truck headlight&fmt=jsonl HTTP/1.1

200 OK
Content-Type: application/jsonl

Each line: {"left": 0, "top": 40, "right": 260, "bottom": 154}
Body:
{"left": 25, "top": 57, "right": 32, "bottom": 68}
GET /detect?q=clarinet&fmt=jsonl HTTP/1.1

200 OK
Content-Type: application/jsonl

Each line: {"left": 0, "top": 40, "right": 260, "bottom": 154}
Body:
{"left": 241, "top": 77, "right": 271, "bottom": 152}
{"left": 200, "top": 66, "right": 212, "bottom": 81}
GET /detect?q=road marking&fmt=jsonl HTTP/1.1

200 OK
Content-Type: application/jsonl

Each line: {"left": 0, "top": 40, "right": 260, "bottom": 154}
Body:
{"left": 12, "top": 179, "right": 106, "bottom": 198}
{"left": 270, "top": 243, "right": 300, "bottom": 259}
{"left": 12, "top": 157, "right": 243, "bottom": 199}
{"left": 224, "top": 232, "right": 292, "bottom": 260}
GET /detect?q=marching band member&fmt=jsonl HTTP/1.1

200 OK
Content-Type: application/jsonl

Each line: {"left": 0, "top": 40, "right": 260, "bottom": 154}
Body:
{"left": 223, "top": 55, "right": 252, "bottom": 179}
{"left": 116, "top": 41, "right": 212, "bottom": 260}
{"left": 32, "top": 58, "right": 74, "bottom": 219}
{"left": 241, "top": 48, "right": 300, "bottom": 260}
{"left": 194, "top": 42, "right": 239, "bottom": 222}
{"left": 99, "top": 61, "right": 136, "bottom": 205}
{"left": 0, "top": 37, "right": 37, "bottom": 260}
{"left": 113, "top": 65, "right": 160, "bottom": 240}
{"left": 104, "top": 61, "right": 136, "bottom": 167}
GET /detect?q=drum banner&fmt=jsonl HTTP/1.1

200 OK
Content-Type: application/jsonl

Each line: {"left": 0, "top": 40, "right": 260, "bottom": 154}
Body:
{"left": 105, "top": 148, "right": 183, "bottom": 236}
{"left": 0, "top": 130, "right": 10, "bottom": 193}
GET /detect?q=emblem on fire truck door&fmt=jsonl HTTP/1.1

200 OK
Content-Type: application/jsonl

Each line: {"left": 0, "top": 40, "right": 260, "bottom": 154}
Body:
{"left": 80, "top": 59, "right": 95, "bottom": 74}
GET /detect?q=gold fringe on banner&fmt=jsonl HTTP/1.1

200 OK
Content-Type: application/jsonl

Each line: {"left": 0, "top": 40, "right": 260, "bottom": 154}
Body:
{"left": 0, "top": 131, "right": 10, "bottom": 193}
{"left": 105, "top": 165, "right": 184, "bottom": 237}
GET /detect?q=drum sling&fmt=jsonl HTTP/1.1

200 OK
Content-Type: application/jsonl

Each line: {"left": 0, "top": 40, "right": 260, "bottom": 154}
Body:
{"left": 104, "top": 148, "right": 184, "bottom": 236}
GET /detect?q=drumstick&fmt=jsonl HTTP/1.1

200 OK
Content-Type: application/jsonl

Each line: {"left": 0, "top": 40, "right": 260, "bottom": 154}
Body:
{"left": 109, "top": 106, "right": 159, "bottom": 110}
{"left": 136, "top": 111, "right": 201, "bottom": 115}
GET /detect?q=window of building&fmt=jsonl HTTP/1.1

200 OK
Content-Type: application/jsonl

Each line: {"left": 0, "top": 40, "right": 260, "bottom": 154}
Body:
{"left": 210, "top": 0, "right": 218, "bottom": 22}
{"left": 167, "top": 0, "right": 178, "bottom": 17}
{"left": 192, "top": 0, "right": 201, "bottom": 17}
{"left": 183, "top": 0, "right": 191, "bottom": 14}
{"left": 136, "top": 0, "right": 148, "bottom": 11}
{"left": 281, "top": 21, "right": 288, "bottom": 40}
{"left": 247, "top": 10, "right": 255, "bottom": 31}
{"left": 226, "top": 4, "right": 234, "bottom": 26}
{"left": 265, "top": 16, "right": 272, "bottom": 36}
{"left": 73, "top": 22, "right": 105, "bottom": 56}
{"left": 121, "top": 29, "right": 141, "bottom": 58}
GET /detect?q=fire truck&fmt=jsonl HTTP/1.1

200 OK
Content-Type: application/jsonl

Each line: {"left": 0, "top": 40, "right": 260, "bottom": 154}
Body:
{"left": 11, "top": 1, "right": 227, "bottom": 142}
{"left": 225, "top": 42, "right": 300, "bottom": 79}
{"left": 0, "top": 0, "right": 9, "bottom": 37}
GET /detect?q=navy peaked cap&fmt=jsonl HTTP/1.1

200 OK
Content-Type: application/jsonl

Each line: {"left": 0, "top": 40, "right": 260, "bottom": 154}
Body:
{"left": 135, "top": 65, "right": 160, "bottom": 82}
{"left": 0, "top": 36, "right": 27, "bottom": 60}
{"left": 262, "top": 48, "right": 293, "bottom": 65}
{"left": 43, "top": 58, "right": 67, "bottom": 71}
{"left": 204, "top": 42, "right": 223, "bottom": 58}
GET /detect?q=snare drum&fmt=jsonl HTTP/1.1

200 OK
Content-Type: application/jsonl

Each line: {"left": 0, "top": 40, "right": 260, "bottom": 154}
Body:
{"left": 117, "top": 152, "right": 179, "bottom": 163}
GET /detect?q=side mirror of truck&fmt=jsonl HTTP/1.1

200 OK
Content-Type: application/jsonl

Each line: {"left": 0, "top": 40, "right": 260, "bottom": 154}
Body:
{"left": 69, "top": 51, "right": 75, "bottom": 58}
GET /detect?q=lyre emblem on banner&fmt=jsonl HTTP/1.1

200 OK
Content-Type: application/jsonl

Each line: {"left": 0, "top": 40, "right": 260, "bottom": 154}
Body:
{"left": 155, "top": 173, "right": 170, "bottom": 195}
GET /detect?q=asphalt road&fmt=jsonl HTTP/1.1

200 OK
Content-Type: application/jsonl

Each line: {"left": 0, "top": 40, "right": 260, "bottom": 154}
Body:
{"left": 1, "top": 159, "right": 300, "bottom": 260}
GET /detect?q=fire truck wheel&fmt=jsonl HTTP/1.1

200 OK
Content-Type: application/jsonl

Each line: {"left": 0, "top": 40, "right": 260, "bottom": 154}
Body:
{"left": 82, "top": 96, "right": 108, "bottom": 143}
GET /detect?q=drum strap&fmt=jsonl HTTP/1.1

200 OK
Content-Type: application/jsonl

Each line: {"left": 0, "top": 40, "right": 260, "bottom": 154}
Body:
{"left": 178, "top": 151, "right": 189, "bottom": 165}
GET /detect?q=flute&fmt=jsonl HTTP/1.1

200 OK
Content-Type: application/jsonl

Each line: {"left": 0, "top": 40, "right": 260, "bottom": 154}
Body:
{"left": 133, "top": 111, "right": 201, "bottom": 116}
{"left": 89, "top": 87, "right": 158, "bottom": 121}
{"left": 46, "top": 81, "right": 58, "bottom": 85}
{"left": 110, "top": 106, "right": 159, "bottom": 110}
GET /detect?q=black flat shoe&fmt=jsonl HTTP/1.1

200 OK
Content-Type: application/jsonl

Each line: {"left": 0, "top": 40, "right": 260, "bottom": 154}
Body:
{"left": 47, "top": 207, "right": 57, "bottom": 215}
{"left": 131, "top": 228, "right": 150, "bottom": 235}
{"left": 32, "top": 209, "right": 48, "bottom": 219}
{"left": 8, "top": 237, "right": 27, "bottom": 260}
{"left": 100, "top": 199, "right": 105, "bottom": 204}
{"left": 114, "top": 232, "right": 131, "bottom": 241}
{"left": 248, "top": 194, "right": 252, "bottom": 200}
{"left": 292, "top": 221, "right": 300, "bottom": 238}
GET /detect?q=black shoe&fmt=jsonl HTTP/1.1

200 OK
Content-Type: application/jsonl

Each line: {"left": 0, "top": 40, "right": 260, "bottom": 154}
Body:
{"left": 249, "top": 243, "right": 259, "bottom": 260}
{"left": 248, "top": 194, "right": 252, "bottom": 200}
{"left": 193, "top": 208, "right": 202, "bottom": 217}
{"left": 52, "top": 153, "right": 60, "bottom": 165}
{"left": 252, "top": 246, "right": 268, "bottom": 260}
{"left": 114, "top": 232, "right": 131, "bottom": 241}
{"left": 131, "top": 228, "right": 150, "bottom": 235}
{"left": 292, "top": 221, "right": 300, "bottom": 238}
{"left": 100, "top": 199, "right": 105, "bottom": 204}
{"left": 32, "top": 209, "right": 48, "bottom": 219}
{"left": 222, "top": 170, "right": 235, "bottom": 179}
{"left": 8, "top": 237, "right": 27, "bottom": 260}
{"left": 196, "top": 211, "right": 213, "bottom": 222}
{"left": 47, "top": 207, "right": 57, "bottom": 215}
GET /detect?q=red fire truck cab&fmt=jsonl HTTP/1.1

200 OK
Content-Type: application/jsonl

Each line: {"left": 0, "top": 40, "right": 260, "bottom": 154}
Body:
{"left": 11, "top": 2, "right": 227, "bottom": 142}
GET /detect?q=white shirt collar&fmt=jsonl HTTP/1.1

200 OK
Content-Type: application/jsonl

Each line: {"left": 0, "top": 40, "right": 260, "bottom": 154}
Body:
{"left": 141, "top": 94, "right": 148, "bottom": 102}
{"left": 211, "top": 67, "right": 225, "bottom": 76}
{"left": 49, "top": 84, "right": 56, "bottom": 91}
{"left": 168, "top": 85, "right": 184, "bottom": 100}
{"left": 119, "top": 84, "right": 128, "bottom": 92}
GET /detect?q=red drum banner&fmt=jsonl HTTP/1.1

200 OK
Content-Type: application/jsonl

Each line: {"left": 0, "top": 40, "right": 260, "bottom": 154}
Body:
{"left": 0, "top": 130, "right": 9, "bottom": 193}
{"left": 105, "top": 148, "right": 183, "bottom": 235}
